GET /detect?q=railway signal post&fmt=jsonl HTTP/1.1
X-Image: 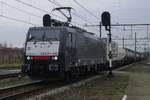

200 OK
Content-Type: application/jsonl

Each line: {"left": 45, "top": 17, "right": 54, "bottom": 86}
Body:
{"left": 101, "top": 11, "right": 112, "bottom": 76}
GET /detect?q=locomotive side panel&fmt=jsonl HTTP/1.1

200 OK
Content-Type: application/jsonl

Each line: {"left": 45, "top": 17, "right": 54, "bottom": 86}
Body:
{"left": 63, "top": 30, "right": 77, "bottom": 71}
{"left": 63, "top": 28, "right": 107, "bottom": 73}
{"left": 75, "top": 32, "right": 107, "bottom": 67}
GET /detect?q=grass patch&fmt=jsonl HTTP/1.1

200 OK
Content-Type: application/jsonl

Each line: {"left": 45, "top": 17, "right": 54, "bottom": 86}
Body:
{"left": 123, "top": 63, "right": 150, "bottom": 73}
{"left": 0, "top": 63, "right": 22, "bottom": 70}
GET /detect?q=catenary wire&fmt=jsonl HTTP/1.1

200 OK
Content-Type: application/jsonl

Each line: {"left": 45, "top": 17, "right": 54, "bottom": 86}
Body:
{"left": 0, "top": 14, "right": 39, "bottom": 26}
{"left": 14, "top": 0, "right": 65, "bottom": 20}
{"left": 0, "top": 1, "right": 41, "bottom": 18}
{"left": 72, "top": 0, "right": 99, "bottom": 20}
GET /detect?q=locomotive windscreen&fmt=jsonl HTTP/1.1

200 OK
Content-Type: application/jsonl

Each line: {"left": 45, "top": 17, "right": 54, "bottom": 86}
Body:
{"left": 27, "top": 29, "right": 61, "bottom": 42}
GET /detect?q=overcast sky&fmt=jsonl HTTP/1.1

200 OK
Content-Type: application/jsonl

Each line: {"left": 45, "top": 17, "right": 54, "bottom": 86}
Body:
{"left": 0, "top": 0, "right": 150, "bottom": 48}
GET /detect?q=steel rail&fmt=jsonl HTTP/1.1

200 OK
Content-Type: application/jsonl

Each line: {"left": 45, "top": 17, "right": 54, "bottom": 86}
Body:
{"left": 0, "top": 81, "right": 47, "bottom": 100}
{"left": 0, "top": 73, "right": 22, "bottom": 80}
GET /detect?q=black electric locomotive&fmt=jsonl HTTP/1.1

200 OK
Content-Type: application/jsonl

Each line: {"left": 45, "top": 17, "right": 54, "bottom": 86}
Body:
{"left": 22, "top": 14, "right": 107, "bottom": 79}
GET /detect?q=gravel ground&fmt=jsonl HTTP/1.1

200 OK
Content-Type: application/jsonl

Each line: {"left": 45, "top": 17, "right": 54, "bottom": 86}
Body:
{"left": 37, "top": 62, "right": 150, "bottom": 100}
{"left": 41, "top": 72, "right": 129, "bottom": 100}
{"left": 0, "top": 76, "right": 36, "bottom": 89}
{"left": 2, "top": 62, "right": 150, "bottom": 100}
{"left": 124, "top": 63, "right": 150, "bottom": 100}
{"left": 0, "top": 64, "right": 21, "bottom": 70}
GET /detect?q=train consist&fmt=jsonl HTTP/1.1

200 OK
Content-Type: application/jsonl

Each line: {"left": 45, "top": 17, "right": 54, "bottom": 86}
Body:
{"left": 111, "top": 46, "right": 143, "bottom": 68}
{"left": 21, "top": 14, "right": 143, "bottom": 80}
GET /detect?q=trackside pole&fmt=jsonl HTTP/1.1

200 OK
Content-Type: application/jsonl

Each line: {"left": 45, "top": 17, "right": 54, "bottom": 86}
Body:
{"left": 108, "top": 28, "right": 112, "bottom": 75}
{"left": 101, "top": 11, "right": 113, "bottom": 76}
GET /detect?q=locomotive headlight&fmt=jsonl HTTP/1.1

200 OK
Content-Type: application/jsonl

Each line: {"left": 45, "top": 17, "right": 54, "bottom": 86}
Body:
{"left": 52, "top": 56, "right": 58, "bottom": 60}
{"left": 27, "top": 56, "right": 31, "bottom": 60}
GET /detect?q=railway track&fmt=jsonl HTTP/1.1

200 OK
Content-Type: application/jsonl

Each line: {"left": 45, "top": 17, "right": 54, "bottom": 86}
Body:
{"left": 0, "top": 80, "right": 66, "bottom": 100}
{"left": 0, "top": 75, "right": 95, "bottom": 100}
{"left": 30, "top": 63, "right": 135, "bottom": 99}
{"left": 0, "top": 73, "right": 22, "bottom": 80}
{"left": 0, "top": 81, "right": 42, "bottom": 100}
{"left": 0, "top": 74, "right": 98, "bottom": 100}
{"left": 0, "top": 62, "right": 137, "bottom": 100}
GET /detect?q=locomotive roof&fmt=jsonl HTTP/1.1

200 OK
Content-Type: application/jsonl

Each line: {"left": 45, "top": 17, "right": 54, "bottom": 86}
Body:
{"left": 29, "top": 26, "right": 101, "bottom": 41}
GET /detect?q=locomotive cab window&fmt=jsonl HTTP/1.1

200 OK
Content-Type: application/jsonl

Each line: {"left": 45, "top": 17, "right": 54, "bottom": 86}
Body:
{"left": 27, "top": 29, "right": 61, "bottom": 42}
